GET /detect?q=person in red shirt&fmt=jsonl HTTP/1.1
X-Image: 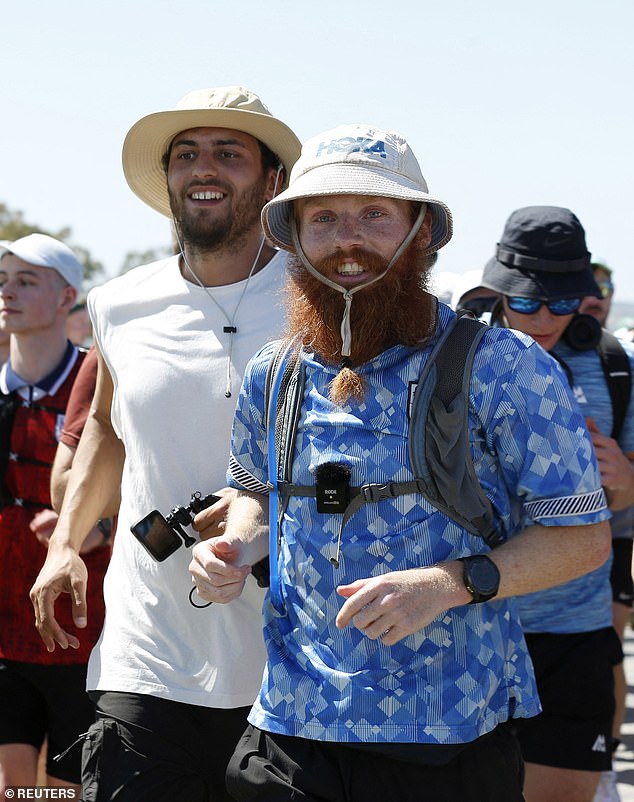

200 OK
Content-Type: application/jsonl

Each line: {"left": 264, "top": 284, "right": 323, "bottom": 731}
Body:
{"left": 0, "top": 235, "right": 109, "bottom": 794}
{"left": 48, "top": 346, "right": 117, "bottom": 547}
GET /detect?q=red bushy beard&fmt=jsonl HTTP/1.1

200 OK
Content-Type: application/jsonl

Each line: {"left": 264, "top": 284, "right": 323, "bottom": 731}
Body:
{"left": 283, "top": 239, "right": 437, "bottom": 405}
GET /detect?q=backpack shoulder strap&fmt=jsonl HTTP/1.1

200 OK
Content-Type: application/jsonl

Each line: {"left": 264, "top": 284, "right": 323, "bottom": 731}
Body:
{"left": 409, "top": 314, "right": 501, "bottom": 547}
{"left": 264, "top": 339, "right": 306, "bottom": 603}
{"left": 264, "top": 339, "right": 306, "bottom": 485}
{"left": 596, "top": 331, "right": 632, "bottom": 441}
{"left": 0, "top": 390, "right": 19, "bottom": 508}
{"left": 263, "top": 340, "right": 291, "bottom": 423}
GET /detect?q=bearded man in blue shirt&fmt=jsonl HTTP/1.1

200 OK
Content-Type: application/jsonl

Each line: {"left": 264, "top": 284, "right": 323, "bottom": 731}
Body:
{"left": 190, "top": 126, "right": 611, "bottom": 802}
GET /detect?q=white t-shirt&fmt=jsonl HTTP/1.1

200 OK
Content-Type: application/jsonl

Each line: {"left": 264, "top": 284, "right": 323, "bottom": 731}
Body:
{"left": 86, "top": 252, "right": 287, "bottom": 707}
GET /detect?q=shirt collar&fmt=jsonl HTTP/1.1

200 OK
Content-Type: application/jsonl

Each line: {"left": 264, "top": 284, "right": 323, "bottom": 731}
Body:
{"left": 0, "top": 341, "right": 78, "bottom": 400}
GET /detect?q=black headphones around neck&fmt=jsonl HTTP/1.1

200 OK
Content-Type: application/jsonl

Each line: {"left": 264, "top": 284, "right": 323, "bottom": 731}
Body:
{"left": 562, "top": 313, "right": 602, "bottom": 351}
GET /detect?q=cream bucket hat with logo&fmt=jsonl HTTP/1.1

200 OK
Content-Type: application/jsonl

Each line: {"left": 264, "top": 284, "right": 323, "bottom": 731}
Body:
{"left": 262, "top": 123, "right": 453, "bottom": 258}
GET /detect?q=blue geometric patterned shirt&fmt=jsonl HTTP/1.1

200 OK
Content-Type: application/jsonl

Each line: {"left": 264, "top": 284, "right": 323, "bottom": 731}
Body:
{"left": 228, "top": 304, "right": 609, "bottom": 745}
{"left": 515, "top": 337, "right": 634, "bottom": 634}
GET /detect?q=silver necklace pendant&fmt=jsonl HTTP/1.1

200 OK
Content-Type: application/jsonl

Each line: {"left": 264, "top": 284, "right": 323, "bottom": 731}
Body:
{"left": 178, "top": 236, "right": 265, "bottom": 399}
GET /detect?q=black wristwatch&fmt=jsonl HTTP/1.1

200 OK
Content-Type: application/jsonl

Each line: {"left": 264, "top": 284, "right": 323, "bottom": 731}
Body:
{"left": 459, "top": 555, "right": 500, "bottom": 604}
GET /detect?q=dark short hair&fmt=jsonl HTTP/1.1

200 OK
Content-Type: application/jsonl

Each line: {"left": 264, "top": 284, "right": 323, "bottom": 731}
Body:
{"left": 258, "top": 140, "right": 282, "bottom": 174}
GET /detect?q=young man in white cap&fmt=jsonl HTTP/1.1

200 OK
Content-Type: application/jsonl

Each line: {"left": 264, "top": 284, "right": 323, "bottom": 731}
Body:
{"left": 189, "top": 125, "right": 611, "bottom": 801}
{"left": 0, "top": 234, "right": 110, "bottom": 793}
{"left": 30, "top": 87, "right": 300, "bottom": 801}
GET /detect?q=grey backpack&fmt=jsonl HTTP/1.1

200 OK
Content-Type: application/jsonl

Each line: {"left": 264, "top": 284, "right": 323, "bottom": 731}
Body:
{"left": 264, "top": 314, "right": 502, "bottom": 554}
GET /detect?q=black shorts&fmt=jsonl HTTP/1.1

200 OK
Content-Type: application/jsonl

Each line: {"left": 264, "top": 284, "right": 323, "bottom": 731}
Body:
{"left": 611, "top": 538, "right": 634, "bottom": 607}
{"left": 227, "top": 724, "right": 525, "bottom": 802}
{"left": 513, "top": 627, "right": 623, "bottom": 771}
{"left": 0, "top": 659, "right": 95, "bottom": 783}
{"left": 81, "top": 691, "right": 251, "bottom": 802}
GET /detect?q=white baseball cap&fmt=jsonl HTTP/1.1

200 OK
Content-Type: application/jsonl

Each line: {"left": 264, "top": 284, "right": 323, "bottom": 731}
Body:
{"left": 262, "top": 123, "right": 453, "bottom": 257}
{"left": 0, "top": 233, "right": 84, "bottom": 292}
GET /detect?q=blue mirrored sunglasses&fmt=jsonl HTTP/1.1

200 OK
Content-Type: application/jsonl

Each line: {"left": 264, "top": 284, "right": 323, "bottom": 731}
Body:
{"left": 506, "top": 296, "right": 582, "bottom": 316}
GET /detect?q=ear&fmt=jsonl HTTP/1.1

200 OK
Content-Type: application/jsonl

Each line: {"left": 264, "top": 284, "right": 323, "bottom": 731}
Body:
{"left": 263, "top": 165, "right": 285, "bottom": 204}
{"left": 419, "top": 207, "right": 434, "bottom": 249}
{"left": 60, "top": 285, "right": 78, "bottom": 312}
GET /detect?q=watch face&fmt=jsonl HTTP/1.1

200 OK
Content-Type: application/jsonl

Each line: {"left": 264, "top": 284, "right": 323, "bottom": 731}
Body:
{"left": 464, "top": 555, "right": 500, "bottom": 601}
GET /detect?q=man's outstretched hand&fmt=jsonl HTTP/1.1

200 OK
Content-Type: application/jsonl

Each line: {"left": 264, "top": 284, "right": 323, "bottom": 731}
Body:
{"left": 30, "top": 544, "right": 88, "bottom": 651}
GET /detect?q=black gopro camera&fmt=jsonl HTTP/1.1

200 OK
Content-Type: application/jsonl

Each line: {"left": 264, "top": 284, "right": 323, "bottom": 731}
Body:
{"left": 130, "top": 491, "right": 270, "bottom": 587}
{"left": 131, "top": 491, "right": 220, "bottom": 562}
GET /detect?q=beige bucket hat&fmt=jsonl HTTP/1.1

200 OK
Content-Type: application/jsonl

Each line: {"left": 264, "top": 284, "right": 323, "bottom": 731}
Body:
{"left": 122, "top": 86, "right": 302, "bottom": 217}
{"left": 262, "top": 123, "right": 453, "bottom": 257}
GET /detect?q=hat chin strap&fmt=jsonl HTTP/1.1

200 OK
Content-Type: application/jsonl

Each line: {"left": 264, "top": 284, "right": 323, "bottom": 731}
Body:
{"left": 290, "top": 203, "right": 427, "bottom": 361}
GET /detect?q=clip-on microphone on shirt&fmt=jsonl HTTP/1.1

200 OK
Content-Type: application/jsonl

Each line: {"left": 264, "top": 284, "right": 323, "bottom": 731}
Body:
{"left": 315, "top": 462, "right": 351, "bottom": 514}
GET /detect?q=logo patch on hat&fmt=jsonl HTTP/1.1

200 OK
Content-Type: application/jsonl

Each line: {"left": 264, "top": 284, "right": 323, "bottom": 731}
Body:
{"left": 315, "top": 137, "right": 387, "bottom": 159}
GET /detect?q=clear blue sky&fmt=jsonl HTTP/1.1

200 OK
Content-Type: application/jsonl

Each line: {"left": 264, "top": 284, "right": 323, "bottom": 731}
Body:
{"left": 2, "top": 0, "right": 633, "bottom": 299}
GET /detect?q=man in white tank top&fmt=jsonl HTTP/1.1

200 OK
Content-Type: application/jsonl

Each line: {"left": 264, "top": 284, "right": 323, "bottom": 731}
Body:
{"left": 30, "top": 87, "right": 301, "bottom": 801}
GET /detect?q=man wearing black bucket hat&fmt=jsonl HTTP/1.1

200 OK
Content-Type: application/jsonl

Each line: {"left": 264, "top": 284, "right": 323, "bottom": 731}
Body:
{"left": 190, "top": 129, "right": 612, "bottom": 802}
{"left": 29, "top": 87, "right": 301, "bottom": 801}
{"left": 481, "top": 205, "right": 634, "bottom": 802}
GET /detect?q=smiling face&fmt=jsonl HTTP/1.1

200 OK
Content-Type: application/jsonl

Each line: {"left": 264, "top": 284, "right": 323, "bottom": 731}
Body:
{"left": 283, "top": 194, "right": 437, "bottom": 386}
{"left": 0, "top": 254, "right": 75, "bottom": 335}
{"left": 166, "top": 126, "right": 278, "bottom": 251}
{"left": 295, "top": 194, "right": 431, "bottom": 286}
{"left": 502, "top": 296, "right": 574, "bottom": 352}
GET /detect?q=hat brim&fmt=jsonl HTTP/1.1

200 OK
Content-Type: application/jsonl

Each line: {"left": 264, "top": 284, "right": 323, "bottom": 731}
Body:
{"left": 122, "top": 108, "right": 302, "bottom": 217}
{"left": 0, "top": 238, "right": 83, "bottom": 292}
{"left": 262, "top": 163, "right": 453, "bottom": 256}
{"left": 481, "top": 257, "right": 602, "bottom": 300}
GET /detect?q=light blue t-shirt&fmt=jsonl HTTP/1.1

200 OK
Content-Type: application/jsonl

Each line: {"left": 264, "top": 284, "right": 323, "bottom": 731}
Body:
{"left": 516, "top": 338, "right": 634, "bottom": 634}
{"left": 229, "top": 305, "right": 608, "bottom": 745}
